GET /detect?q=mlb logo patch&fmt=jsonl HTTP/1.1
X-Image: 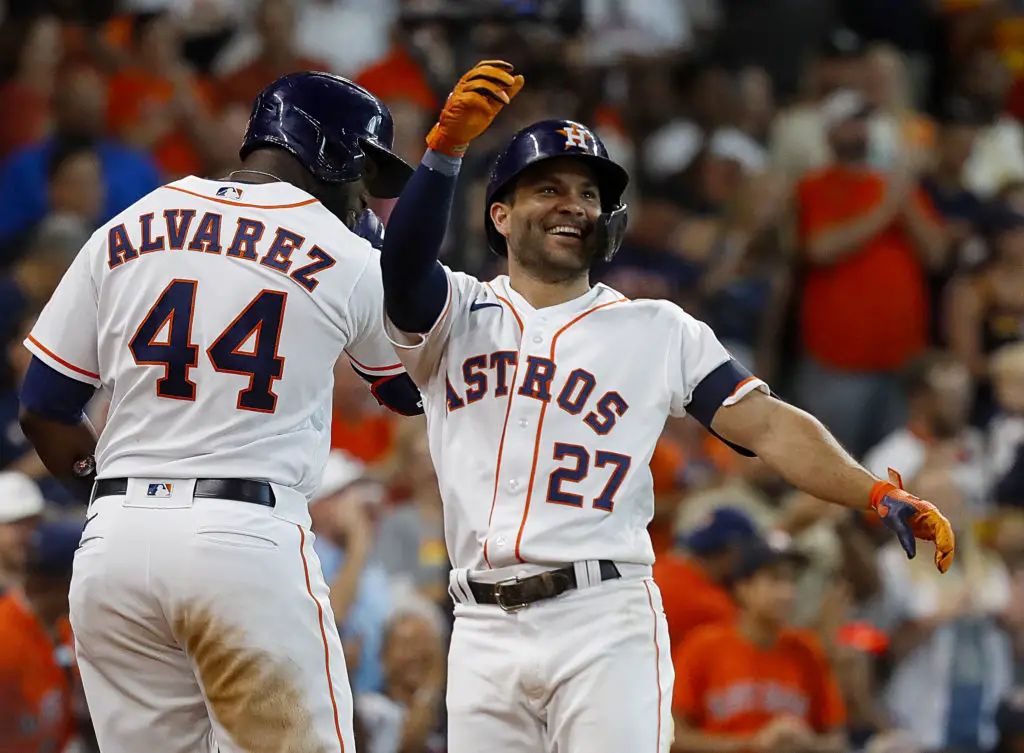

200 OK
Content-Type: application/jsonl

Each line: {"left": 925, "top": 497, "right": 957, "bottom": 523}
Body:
{"left": 147, "top": 483, "right": 174, "bottom": 498}
{"left": 216, "top": 185, "right": 244, "bottom": 200}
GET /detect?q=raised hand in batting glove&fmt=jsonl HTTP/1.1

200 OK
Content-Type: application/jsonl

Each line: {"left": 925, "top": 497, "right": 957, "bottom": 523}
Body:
{"left": 426, "top": 60, "right": 525, "bottom": 157}
{"left": 870, "top": 468, "right": 955, "bottom": 573}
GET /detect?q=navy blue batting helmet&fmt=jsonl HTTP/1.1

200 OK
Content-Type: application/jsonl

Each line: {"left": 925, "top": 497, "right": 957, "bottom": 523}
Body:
{"left": 240, "top": 72, "right": 413, "bottom": 199}
{"left": 484, "top": 119, "right": 629, "bottom": 261}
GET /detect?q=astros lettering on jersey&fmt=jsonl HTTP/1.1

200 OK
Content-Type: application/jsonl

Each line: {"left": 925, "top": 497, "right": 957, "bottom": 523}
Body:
{"left": 386, "top": 271, "right": 768, "bottom": 573}
{"left": 24, "top": 177, "right": 405, "bottom": 499}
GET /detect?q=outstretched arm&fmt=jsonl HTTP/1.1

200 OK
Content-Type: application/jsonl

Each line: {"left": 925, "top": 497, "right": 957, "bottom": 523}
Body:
{"left": 711, "top": 390, "right": 955, "bottom": 572}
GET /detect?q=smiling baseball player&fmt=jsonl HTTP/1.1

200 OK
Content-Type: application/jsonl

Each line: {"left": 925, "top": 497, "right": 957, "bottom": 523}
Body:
{"left": 378, "top": 60, "right": 956, "bottom": 753}
{"left": 18, "top": 73, "right": 422, "bottom": 753}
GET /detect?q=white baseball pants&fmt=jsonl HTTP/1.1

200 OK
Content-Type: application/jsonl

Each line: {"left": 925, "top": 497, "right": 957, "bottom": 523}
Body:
{"left": 446, "top": 566, "right": 675, "bottom": 753}
{"left": 69, "top": 478, "right": 354, "bottom": 753}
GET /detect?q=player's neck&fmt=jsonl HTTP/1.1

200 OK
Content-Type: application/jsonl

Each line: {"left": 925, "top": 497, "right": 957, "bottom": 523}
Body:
{"left": 507, "top": 269, "right": 591, "bottom": 311}
{"left": 737, "top": 612, "right": 781, "bottom": 649}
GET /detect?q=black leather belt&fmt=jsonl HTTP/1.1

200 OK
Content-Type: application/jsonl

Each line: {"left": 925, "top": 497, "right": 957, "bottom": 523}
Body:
{"left": 468, "top": 560, "right": 621, "bottom": 612}
{"left": 91, "top": 478, "right": 276, "bottom": 508}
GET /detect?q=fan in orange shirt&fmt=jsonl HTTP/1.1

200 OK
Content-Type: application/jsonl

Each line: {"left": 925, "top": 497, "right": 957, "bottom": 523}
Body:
{"left": 106, "top": 11, "right": 226, "bottom": 180}
{"left": 653, "top": 506, "right": 760, "bottom": 655}
{"left": 671, "top": 540, "right": 847, "bottom": 753}
{"left": 0, "top": 518, "right": 86, "bottom": 753}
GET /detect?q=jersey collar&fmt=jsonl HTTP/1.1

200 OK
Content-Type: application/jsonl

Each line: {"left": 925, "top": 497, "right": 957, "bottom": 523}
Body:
{"left": 495, "top": 276, "right": 622, "bottom": 320}
{"left": 168, "top": 175, "right": 320, "bottom": 208}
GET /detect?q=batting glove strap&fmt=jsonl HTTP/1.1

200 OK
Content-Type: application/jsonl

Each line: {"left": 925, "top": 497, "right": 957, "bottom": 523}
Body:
{"left": 869, "top": 470, "right": 956, "bottom": 573}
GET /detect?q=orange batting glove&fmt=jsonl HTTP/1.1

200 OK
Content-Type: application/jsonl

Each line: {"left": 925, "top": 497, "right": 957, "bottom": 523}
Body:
{"left": 426, "top": 60, "right": 525, "bottom": 157}
{"left": 870, "top": 469, "right": 955, "bottom": 573}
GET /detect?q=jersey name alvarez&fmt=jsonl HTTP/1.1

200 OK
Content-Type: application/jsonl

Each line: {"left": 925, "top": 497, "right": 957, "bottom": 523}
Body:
{"left": 105, "top": 185, "right": 336, "bottom": 293}
{"left": 386, "top": 269, "right": 767, "bottom": 573}
{"left": 25, "top": 176, "right": 405, "bottom": 500}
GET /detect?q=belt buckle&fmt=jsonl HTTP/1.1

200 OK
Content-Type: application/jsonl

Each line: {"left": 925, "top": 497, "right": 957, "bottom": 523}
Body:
{"left": 493, "top": 576, "right": 529, "bottom": 613}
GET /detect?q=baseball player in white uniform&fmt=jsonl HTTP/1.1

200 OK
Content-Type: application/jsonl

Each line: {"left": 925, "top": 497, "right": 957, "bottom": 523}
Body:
{"left": 18, "top": 73, "right": 423, "bottom": 753}
{"left": 377, "top": 61, "right": 957, "bottom": 752}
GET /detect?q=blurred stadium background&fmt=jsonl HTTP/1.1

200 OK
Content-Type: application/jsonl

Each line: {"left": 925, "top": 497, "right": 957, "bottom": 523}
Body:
{"left": 4, "top": 0, "right": 1024, "bottom": 751}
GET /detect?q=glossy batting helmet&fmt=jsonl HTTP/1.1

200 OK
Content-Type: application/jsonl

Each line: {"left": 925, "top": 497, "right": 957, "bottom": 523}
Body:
{"left": 484, "top": 119, "right": 629, "bottom": 261}
{"left": 240, "top": 72, "right": 413, "bottom": 199}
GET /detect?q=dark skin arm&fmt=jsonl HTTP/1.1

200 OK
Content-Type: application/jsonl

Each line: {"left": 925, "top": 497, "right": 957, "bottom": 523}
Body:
{"left": 18, "top": 409, "right": 98, "bottom": 503}
{"left": 711, "top": 390, "right": 876, "bottom": 511}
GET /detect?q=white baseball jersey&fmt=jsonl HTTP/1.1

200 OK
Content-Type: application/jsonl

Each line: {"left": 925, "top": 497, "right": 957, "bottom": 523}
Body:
{"left": 26, "top": 176, "right": 405, "bottom": 499}
{"left": 386, "top": 269, "right": 768, "bottom": 572}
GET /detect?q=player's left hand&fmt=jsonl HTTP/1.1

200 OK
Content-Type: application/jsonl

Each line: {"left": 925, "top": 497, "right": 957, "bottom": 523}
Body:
{"left": 426, "top": 60, "right": 525, "bottom": 157}
{"left": 870, "top": 468, "right": 955, "bottom": 573}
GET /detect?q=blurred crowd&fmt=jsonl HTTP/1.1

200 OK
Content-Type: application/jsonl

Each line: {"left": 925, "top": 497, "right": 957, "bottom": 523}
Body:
{"left": 3, "top": 0, "right": 1024, "bottom": 752}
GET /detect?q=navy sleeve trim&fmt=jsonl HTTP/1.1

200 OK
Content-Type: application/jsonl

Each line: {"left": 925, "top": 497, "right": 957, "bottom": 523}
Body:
{"left": 688, "top": 358, "right": 758, "bottom": 458}
{"left": 19, "top": 356, "right": 96, "bottom": 425}
{"left": 352, "top": 366, "right": 424, "bottom": 416}
{"left": 380, "top": 151, "right": 461, "bottom": 333}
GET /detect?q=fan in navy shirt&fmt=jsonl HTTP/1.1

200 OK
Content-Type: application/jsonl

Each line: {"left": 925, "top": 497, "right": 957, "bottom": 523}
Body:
{"left": 0, "top": 66, "right": 161, "bottom": 247}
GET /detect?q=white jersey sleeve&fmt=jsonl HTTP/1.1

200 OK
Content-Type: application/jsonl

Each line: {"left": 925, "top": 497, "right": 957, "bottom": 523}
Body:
{"left": 665, "top": 304, "right": 767, "bottom": 422}
{"left": 25, "top": 239, "right": 102, "bottom": 387}
{"left": 343, "top": 251, "right": 406, "bottom": 379}
{"left": 383, "top": 265, "right": 483, "bottom": 385}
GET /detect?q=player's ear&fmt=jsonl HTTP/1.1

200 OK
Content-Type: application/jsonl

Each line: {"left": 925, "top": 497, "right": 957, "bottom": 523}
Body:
{"left": 490, "top": 201, "right": 512, "bottom": 240}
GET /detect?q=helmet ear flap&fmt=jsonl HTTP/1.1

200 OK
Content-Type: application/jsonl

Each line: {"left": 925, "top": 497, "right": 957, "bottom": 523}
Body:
{"left": 318, "top": 136, "right": 363, "bottom": 183}
{"left": 594, "top": 204, "right": 629, "bottom": 261}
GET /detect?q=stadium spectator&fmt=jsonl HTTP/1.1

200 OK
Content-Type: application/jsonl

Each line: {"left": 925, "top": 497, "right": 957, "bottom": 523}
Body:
{"left": 215, "top": 0, "right": 328, "bottom": 111}
{"left": 105, "top": 11, "right": 227, "bottom": 179}
{"left": 878, "top": 470, "right": 1013, "bottom": 753}
{"left": 671, "top": 539, "right": 847, "bottom": 753}
{"left": 0, "top": 473, "right": 43, "bottom": 596}
{"left": 310, "top": 450, "right": 392, "bottom": 694}
{"left": 375, "top": 420, "right": 449, "bottom": 609}
{"left": 653, "top": 507, "right": 758, "bottom": 656}
{"left": 792, "top": 88, "right": 946, "bottom": 457}
{"left": 947, "top": 204, "right": 1024, "bottom": 426}
{"left": 0, "top": 518, "right": 85, "bottom": 753}
{"left": 356, "top": 602, "right": 447, "bottom": 753}
{"left": 862, "top": 350, "right": 989, "bottom": 511}
{"left": 0, "top": 64, "right": 161, "bottom": 243}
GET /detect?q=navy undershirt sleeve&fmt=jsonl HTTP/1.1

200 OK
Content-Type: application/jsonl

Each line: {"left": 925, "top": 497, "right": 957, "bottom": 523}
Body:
{"left": 19, "top": 357, "right": 96, "bottom": 424}
{"left": 687, "top": 358, "right": 759, "bottom": 457}
{"left": 380, "top": 150, "right": 461, "bottom": 333}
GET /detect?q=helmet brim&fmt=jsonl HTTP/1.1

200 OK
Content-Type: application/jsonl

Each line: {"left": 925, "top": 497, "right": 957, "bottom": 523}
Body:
{"left": 362, "top": 141, "right": 414, "bottom": 199}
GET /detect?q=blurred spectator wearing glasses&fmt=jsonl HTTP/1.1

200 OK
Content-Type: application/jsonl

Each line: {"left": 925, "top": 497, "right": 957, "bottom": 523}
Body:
{"left": 792, "top": 88, "right": 947, "bottom": 458}
{"left": 0, "top": 518, "right": 87, "bottom": 753}
{"left": 0, "top": 64, "right": 161, "bottom": 245}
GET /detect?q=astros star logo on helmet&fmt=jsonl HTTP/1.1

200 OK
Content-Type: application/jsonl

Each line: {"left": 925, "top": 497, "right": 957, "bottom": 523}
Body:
{"left": 556, "top": 123, "right": 591, "bottom": 149}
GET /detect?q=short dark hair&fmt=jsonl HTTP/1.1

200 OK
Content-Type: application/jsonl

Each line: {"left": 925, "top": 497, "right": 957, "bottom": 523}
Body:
{"left": 46, "top": 136, "right": 97, "bottom": 182}
{"left": 900, "top": 349, "right": 958, "bottom": 398}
